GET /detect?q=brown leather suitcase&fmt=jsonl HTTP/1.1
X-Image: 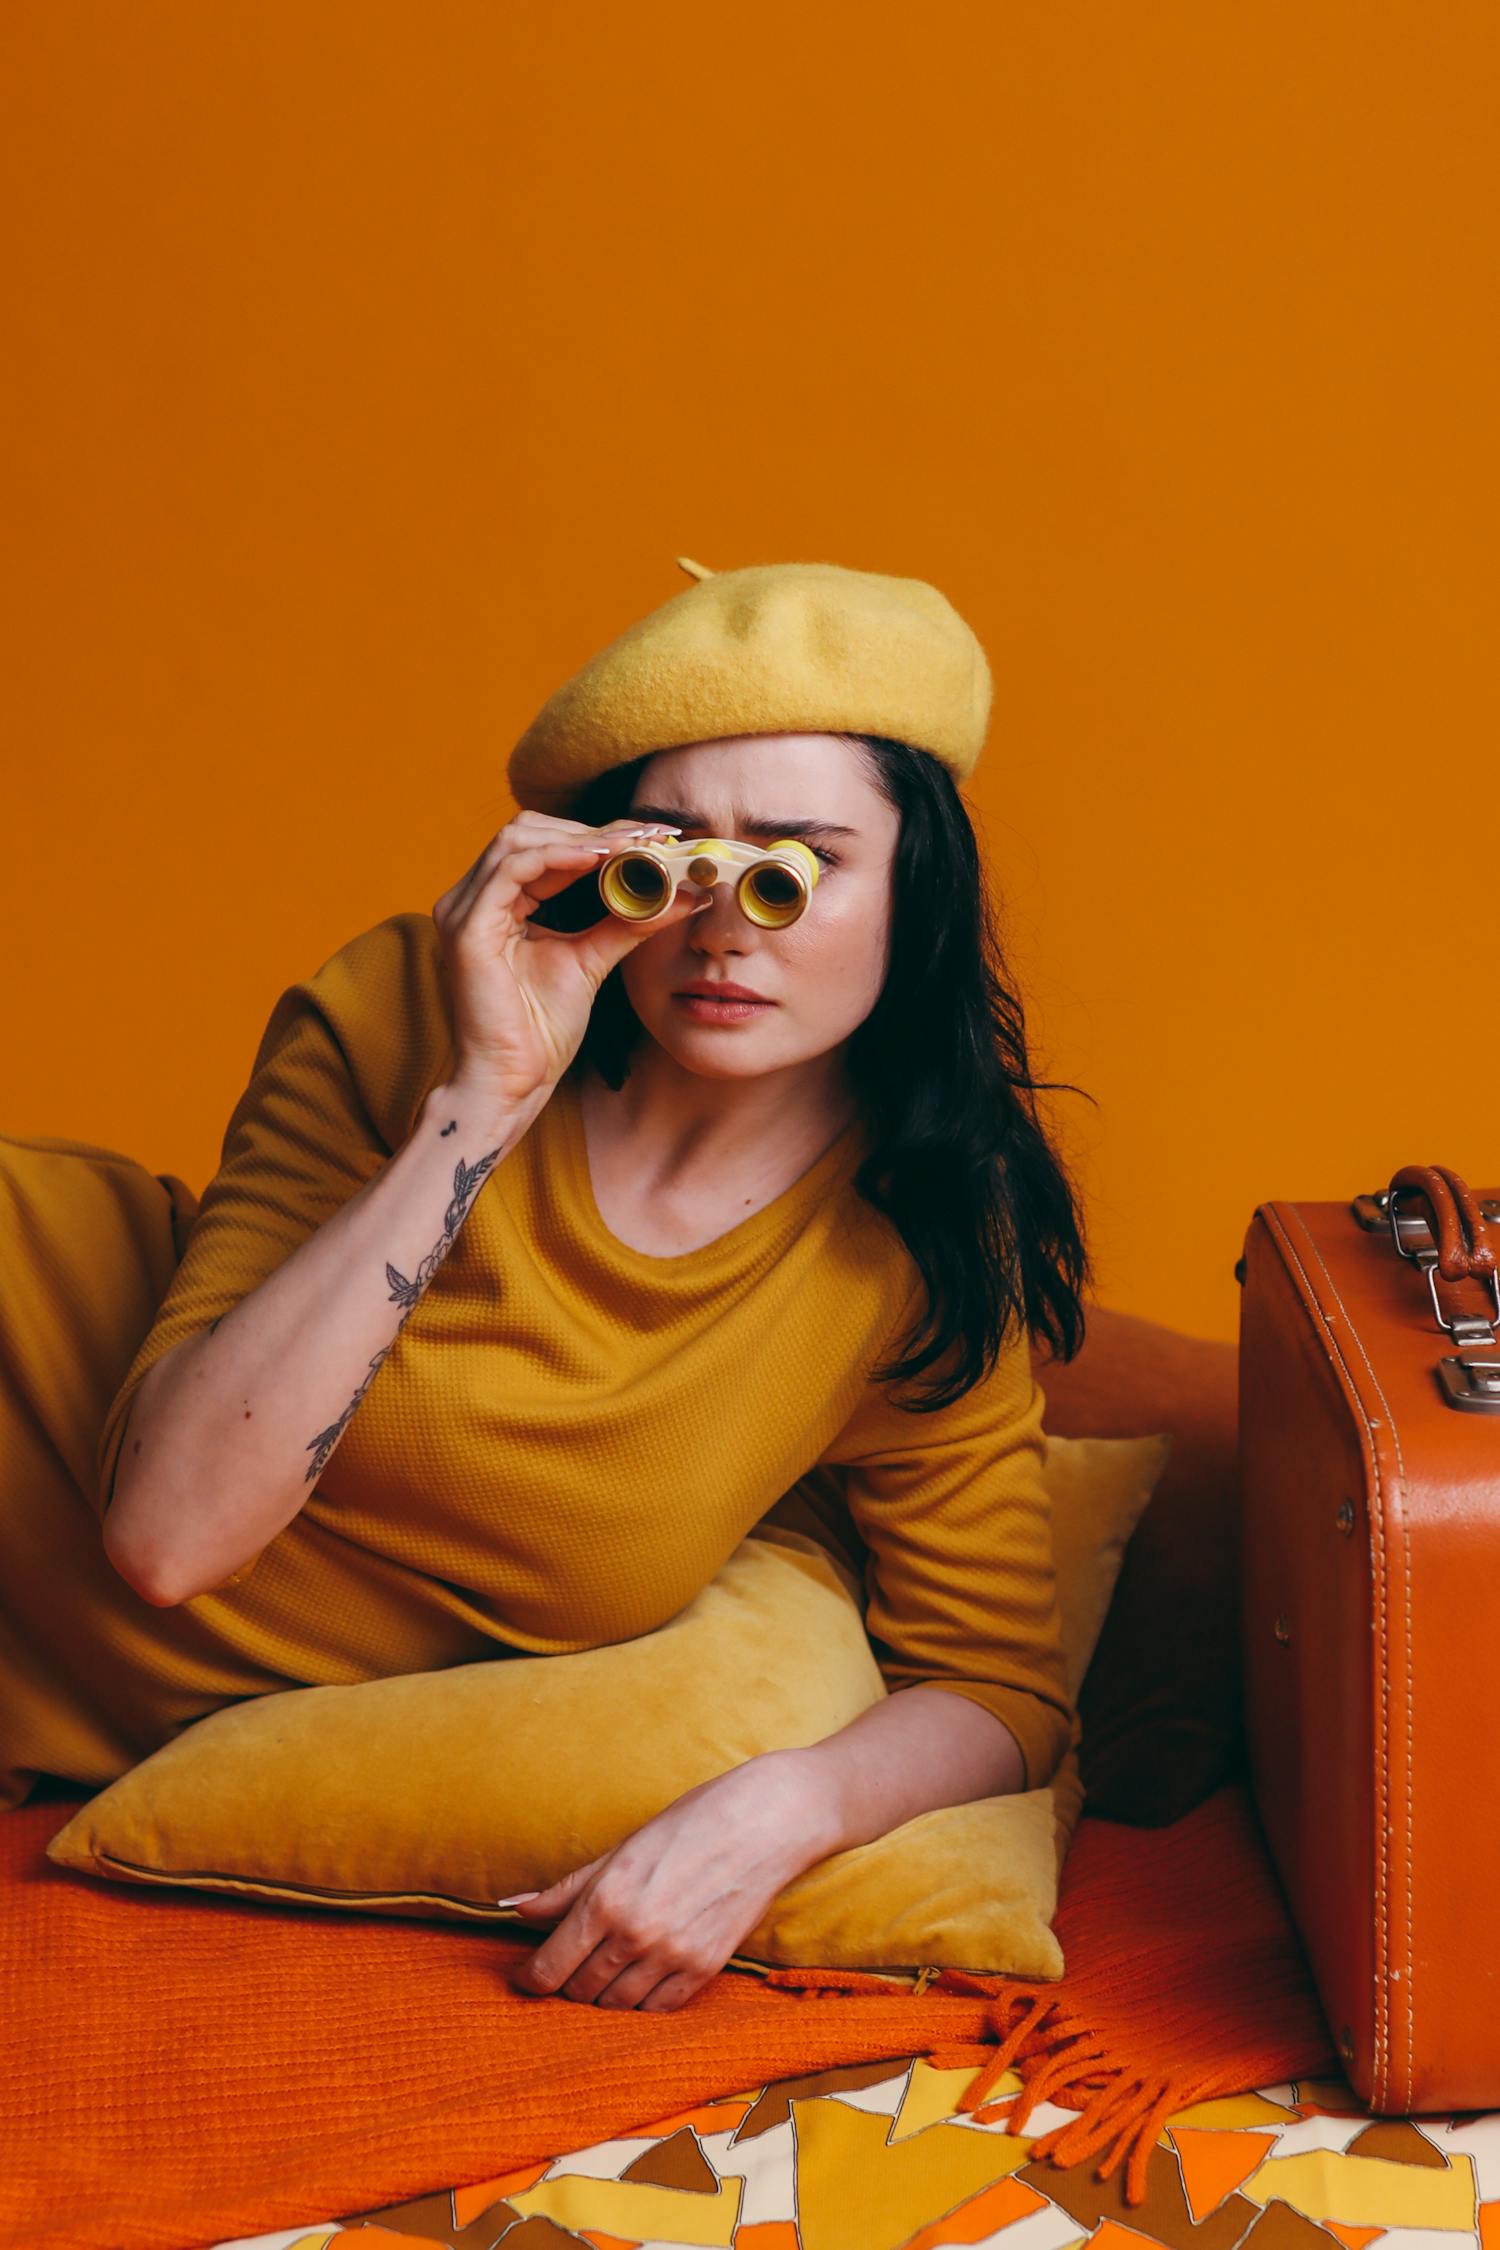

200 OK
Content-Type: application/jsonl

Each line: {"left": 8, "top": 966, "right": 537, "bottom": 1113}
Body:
{"left": 1237, "top": 1163, "right": 1500, "bottom": 2115}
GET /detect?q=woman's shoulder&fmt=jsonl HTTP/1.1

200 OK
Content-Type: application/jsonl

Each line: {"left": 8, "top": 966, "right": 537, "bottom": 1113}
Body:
{"left": 268, "top": 910, "right": 455, "bottom": 1153}
{"left": 298, "top": 908, "right": 444, "bottom": 1009}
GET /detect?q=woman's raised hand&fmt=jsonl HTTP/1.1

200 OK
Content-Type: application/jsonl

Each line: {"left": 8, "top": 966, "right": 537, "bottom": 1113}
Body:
{"left": 430, "top": 813, "right": 702, "bottom": 1109}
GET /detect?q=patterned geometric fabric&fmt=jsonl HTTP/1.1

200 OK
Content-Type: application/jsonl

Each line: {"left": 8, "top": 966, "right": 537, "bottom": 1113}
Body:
{"left": 199, "top": 2058, "right": 1500, "bottom": 2250}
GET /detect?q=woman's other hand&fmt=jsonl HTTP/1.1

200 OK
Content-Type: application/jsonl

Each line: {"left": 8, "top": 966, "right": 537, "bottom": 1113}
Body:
{"left": 430, "top": 813, "right": 705, "bottom": 1110}
{"left": 501, "top": 1751, "right": 836, "bottom": 2011}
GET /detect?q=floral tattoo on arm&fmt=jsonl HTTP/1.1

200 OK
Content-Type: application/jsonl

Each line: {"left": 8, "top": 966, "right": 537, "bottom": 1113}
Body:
{"left": 302, "top": 1145, "right": 502, "bottom": 1481}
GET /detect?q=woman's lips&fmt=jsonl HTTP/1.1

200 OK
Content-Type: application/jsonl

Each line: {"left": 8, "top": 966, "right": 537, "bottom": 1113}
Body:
{"left": 672, "top": 993, "right": 773, "bottom": 1022}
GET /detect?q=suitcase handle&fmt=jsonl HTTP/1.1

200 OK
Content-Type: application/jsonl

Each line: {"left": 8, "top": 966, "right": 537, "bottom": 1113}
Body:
{"left": 1386, "top": 1163, "right": 1498, "bottom": 1286}
{"left": 1375, "top": 1163, "right": 1500, "bottom": 1412}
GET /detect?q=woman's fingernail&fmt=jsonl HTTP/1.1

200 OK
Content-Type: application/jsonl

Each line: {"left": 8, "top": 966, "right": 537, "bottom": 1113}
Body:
{"left": 496, "top": 1890, "right": 541, "bottom": 1905}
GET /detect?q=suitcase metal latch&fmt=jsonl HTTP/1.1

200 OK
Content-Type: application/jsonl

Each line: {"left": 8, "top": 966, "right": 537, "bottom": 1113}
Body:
{"left": 1437, "top": 1355, "right": 1500, "bottom": 1413}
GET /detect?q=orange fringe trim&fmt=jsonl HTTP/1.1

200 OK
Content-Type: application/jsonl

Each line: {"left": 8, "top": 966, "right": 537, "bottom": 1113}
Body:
{"left": 760, "top": 1963, "right": 1234, "bottom": 2207}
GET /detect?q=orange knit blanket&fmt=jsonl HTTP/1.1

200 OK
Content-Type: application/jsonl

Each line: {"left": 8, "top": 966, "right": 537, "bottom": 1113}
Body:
{"left": 6, "top": 1779, "right": 1337, "bottom": 2250}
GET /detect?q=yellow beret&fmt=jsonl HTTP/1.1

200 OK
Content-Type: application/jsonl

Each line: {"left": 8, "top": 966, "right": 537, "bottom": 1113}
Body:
{"left": 507, "top": 555, "right": 992, "bottom": 817}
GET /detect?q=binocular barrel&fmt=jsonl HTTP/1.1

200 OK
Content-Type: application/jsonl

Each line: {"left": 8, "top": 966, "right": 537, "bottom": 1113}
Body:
{"left": 596, "top": 837, "right": 820, "bottom": 929}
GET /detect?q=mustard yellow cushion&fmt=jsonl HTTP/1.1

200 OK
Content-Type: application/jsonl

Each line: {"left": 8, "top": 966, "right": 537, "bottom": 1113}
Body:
{"left": 45, "top": 1430, "right": 1171, "bottom": 1978}
{"left": 0, "top": 1133, "right": 200, "bottom": 1810}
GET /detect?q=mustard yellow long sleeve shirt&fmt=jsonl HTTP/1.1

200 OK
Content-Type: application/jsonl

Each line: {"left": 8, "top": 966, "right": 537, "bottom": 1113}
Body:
{"left": 20, "top": 911, "right": 1075, "bottom": 1797}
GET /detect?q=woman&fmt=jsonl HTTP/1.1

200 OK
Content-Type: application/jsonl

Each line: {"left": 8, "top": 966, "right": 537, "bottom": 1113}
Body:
{"left": 2, "top": 556, "right": 1093, "bottom": 2015}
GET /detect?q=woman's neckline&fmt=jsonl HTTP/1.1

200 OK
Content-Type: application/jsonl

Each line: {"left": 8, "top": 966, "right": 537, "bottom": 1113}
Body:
{"left": 553, "top": 1067, "right": 864, "bottom": 1270}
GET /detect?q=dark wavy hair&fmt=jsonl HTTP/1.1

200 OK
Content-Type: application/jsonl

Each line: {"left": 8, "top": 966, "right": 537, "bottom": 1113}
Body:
{"left": 558, "top": 736, "right": 1097, "bottom": 1412}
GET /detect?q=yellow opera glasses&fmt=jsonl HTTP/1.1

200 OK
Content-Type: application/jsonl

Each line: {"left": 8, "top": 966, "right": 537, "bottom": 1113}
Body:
{"left": 596, "top": 835, "right": 821, "bottom": 929}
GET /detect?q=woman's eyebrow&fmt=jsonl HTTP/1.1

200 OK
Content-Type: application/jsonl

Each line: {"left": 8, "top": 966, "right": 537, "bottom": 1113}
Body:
{"left": 627, "top": 804, "right": 860, "bottom": 844}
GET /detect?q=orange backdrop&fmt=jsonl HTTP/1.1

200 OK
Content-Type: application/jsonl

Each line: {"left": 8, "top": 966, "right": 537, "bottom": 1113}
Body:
{"left": 4, "top": 3, "right": 1496, "bottom": 1343}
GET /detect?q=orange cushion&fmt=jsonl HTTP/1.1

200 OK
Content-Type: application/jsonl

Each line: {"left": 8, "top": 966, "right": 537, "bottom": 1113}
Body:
{"left": 1032, "top": 1303, "right": 1241, "bottom": 1825}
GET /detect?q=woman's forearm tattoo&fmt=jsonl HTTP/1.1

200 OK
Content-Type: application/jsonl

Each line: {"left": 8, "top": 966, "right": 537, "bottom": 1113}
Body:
{"left": 302, "top": 1145, "right": 502, "bottom": 1480}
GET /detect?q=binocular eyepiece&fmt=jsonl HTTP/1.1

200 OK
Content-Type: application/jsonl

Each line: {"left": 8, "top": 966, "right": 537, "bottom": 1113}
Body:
{"left": 596, "top": 836, "right": 821, "bottom": 930}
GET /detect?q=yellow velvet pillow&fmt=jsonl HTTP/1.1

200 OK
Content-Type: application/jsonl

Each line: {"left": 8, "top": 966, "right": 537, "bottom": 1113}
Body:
{"left": 0, "top": 1132, "right": 200, "bottom": 1812}
{"left": 46, "top": 1430, "right": 1171, "bottom": 1979}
